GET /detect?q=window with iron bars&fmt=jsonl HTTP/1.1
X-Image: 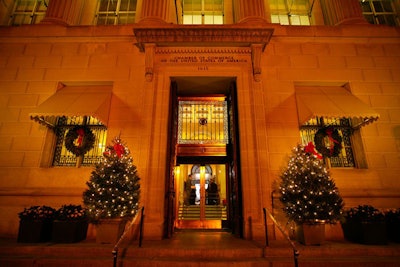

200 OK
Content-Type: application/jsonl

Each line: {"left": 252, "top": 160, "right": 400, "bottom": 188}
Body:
{"left": 95, "top": 0, "right": 137, "bottom": 25}
{"left": 9, "top": 0, "right": 48, "bottom": 26}
{"left": 360, "top": 0, "right": 400, "bottom": 26}
{"left": 300, "top": 117, "right": 355, "bottom": 168}
{"left": 182, "top": 0, "right": 224, "bottom": 25}
{"left": 53, "top": 116, "right": 107, "bottom": 167}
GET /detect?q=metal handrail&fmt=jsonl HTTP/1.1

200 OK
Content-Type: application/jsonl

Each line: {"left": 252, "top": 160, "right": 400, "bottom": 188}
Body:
{"left": 263, "top": 207, "right": 299, "bottom": 267}
{"left": 112, "top": 206, "right": 145, "bottom": 267}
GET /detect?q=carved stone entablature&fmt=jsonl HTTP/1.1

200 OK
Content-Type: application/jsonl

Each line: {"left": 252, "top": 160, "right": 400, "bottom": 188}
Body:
{"left": 133, "top": 23, "right": 274, "bottom": 81}
{"left": 133, "top": 26, "right": 274, "bottom": 52}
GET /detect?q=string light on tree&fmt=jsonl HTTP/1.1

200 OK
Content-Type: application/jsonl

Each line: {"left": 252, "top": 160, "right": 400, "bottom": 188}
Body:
{"left": 279, "top": 142, "right": 344, "bottom": 224}
{"left": 83, "top": 137, "right": 141, "bottom": 222}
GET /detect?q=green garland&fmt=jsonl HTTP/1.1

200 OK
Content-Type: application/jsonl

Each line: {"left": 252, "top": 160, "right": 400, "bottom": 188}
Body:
{"left": 64, "top": 126, "right": 95, "bottom": 156}
{"left": 314, "top": 126, "right": 342, "bottom": 158}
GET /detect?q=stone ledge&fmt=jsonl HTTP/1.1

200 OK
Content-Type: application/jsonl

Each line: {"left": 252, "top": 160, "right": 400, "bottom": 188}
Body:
{"left": 0, "top": 187, "right": 85, "bottom": 197}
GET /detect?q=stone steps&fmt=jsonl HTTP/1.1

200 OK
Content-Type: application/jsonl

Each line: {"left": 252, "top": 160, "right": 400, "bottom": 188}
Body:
{"left": 1, "top": 232, "right": 400, "bottom": 267}
{"left": 178, "top": 205, "right": 227, "bottom": 220}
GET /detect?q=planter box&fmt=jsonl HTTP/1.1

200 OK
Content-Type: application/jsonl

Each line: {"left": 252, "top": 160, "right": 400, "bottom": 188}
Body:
{"left": 387, "top": 221, "right": 400, "bottom": 243}
{"left": 52, "top": 220, "right": 88, "bottom": 243}
{"left": 341, "top": 221, "right": 362, "bottom": 243}
{"left": 17, "top": 220, "right": 53, "bottom": 243}
{"left": 96, "top": 218, "right": 128, "bottom": 244}
{"left": 342, "top": 221, "right": 387, "bottom": 245}
{"left": 296, "top": 223, "right": 325, "bottom": 245}
{"left": 361, "top": 222, "right": 387, "bottom": 245}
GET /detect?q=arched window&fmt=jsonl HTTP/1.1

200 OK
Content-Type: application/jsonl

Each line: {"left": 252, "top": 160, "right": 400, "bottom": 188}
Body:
{"left": 191, "top": 164, "right": 213, "bottom": 175}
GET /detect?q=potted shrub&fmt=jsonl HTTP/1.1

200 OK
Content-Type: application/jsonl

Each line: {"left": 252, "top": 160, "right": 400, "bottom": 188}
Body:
{"left": 342, "top": 205, "right": 387, "bottom": 245}
{"left": 52, "top": 204, "right": 89, "bottom": 243}
{"left": 17, "top": 205, "right": 56, "bottom": 243}
{"left": 279, "top": 143, "right": 344, "bottom": 245}
{"left": 83, "top": 137, "right": 141, "bottom": 244}
{"left": 386, "top": 208, "right": 400, "bottom": 243}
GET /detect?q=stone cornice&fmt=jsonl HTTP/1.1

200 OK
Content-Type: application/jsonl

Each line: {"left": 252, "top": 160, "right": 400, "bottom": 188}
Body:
{"left": 132, "top": 23, "right": 274, "bottom": 52}
{"left": 133, "top": 22, "right": 274, "bottom": 82}
{"left": 155, "top": 47, "right": 252, "bottom": 54}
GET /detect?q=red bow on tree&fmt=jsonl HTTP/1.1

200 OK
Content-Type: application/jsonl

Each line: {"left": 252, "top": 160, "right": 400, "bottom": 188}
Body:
{"left": 305, "top": 142, "right": 322, "bottom": 159}
{"left": 113, "top": 143, "right": 125, "bottom": 158}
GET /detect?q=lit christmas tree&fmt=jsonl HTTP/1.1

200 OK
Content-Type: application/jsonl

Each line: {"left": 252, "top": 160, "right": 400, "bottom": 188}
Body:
{"left": 279, "top": 143, "right": 343, "bottom": 224}
{"left": 83, "top": 137, "right": 140, "bottom": 221}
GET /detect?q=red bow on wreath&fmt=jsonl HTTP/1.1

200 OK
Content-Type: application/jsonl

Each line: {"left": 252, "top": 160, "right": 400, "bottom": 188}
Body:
{"left": 76, "top": 128, "right": 85, "bottom": 147}
{"left": 305, "top": 142, "right": 322, "bottom": 159}
{"left": 326, "top": 127, "right": 340, "bottom": 155}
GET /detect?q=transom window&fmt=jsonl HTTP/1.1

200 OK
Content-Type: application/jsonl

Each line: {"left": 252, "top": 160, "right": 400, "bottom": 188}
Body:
{"left": 300, "top": 117, "right": 355, "bottom": 168}
{"left": 95, "top": 0, "right": 137, "bottom": 25}
{"left": 178, "top": 98, "right": 228, "bottom": 144}
{"left": 53, "top": 116, "right": 107, "bottom": 167}
{"left": 270, "top": 0, "right": 311, "bottom": 25}
{"left": 9, "top": 0, "right": 47, "bottom": 25}
{"left": 182, "top": 0, "right": 224, "bottom": 25}
{"left": 360, "top": 0, "right": 399, "bottom": 26}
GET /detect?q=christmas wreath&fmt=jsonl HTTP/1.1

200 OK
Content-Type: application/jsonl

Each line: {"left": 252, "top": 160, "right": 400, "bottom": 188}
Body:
{"left": 314, "top": 126, "right": 342, "bottom": 157}
{"left": 65, "top": 126, "right": 95, "bottom": 156}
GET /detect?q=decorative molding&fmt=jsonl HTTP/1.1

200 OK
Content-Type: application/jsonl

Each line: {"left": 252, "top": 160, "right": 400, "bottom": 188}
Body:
{"left": 251, "top": 44, "right": 263, "bottom": 82}
{"left": 155, "top": 47, "right": 252, "bottom": 54}
{"left": 133, "top": 25, "right": 273, "bottom": 52}
{"left": 145, "top": 44, "right": 156, "bottom": 82}
{"left": 133, "top": 24, "right": 273, "bottom": 81}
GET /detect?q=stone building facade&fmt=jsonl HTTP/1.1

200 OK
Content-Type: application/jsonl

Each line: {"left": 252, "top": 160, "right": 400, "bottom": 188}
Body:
{"left": 0, "top": 0, "right": 399, "bottom": 242}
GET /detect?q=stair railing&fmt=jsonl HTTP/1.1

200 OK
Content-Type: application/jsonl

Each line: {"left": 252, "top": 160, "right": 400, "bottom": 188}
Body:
{"left": 112, "top": 206, "right": 145, "bottom": 267}
{"left": 263, "top": 207, "right": 299, "bottom": 267}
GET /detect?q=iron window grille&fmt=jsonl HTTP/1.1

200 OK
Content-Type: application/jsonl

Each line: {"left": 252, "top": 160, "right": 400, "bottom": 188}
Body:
{"left": 300, "top": 117, "right": 355, "bottom": 168}
{"left": 53, "top": 116, "right": 107, "bottom": 167}
{"left": 9, "top": 0, "right": 48, "bottom": 26}
{"left": 95, "top": 0, "right": 137, "bottom": 25}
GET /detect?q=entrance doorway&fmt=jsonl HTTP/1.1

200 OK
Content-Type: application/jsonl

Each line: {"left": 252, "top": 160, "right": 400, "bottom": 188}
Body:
{"left": 176, "top": 164, "right": 227, "bottom": 229}
{"left": 164, "top": 77, "right": 243, "bottom": 237}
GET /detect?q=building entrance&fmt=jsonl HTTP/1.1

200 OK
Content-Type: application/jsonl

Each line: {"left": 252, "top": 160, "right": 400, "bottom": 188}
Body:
{"left": 176, "top": 164, "right": 227, "bottom": 229}
{"left": 164, "top": 77, "right": 242, "bottom": 238}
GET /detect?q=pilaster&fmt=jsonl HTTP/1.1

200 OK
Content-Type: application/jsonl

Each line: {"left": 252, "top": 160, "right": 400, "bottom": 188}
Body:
{"left": 320, "top": 0, "right": 367, "bottom": 25}
{"left": 139, "top": 0, "right": 171, "bottom": 24}
{"left": 41, "top": 0, "right": 84, "bottom": 25}
{"left": 234, "top": 0, "right": 267, "bottom": 23}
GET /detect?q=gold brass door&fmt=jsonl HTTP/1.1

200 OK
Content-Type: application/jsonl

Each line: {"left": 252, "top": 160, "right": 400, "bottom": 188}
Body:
{"left": 176, "top": 164, "right": 227, "bottom": 229}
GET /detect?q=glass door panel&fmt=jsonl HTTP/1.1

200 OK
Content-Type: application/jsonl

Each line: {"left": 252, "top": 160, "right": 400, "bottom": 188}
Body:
{"left": 176, "top": 164, "right": 227, "bottom": 228}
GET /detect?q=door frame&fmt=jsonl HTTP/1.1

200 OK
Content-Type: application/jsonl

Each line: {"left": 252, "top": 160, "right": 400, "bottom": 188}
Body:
{"left": 164, "top": 78, "right": 243, "bottom": 238}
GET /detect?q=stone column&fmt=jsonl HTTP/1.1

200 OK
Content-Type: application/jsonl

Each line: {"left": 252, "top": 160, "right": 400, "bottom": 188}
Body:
{"left": 139, "top": 0, "right": 173, "bottom": 23}
{"left": 320, "top": 0, "right": 367, "bottom": 25}
{"left": 41, "top": 0, "right": 84, "bottom": 25}
{"left": 234, "top": 0, "right": 268, "bottom": 23}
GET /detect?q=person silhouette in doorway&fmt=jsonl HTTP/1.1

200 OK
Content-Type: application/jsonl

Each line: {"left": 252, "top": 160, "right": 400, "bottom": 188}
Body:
{"left": 207, "top": 178, "right": 218, "bottom": 205}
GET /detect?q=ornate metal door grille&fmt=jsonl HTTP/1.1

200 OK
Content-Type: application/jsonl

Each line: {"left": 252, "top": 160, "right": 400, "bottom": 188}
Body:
{"left": 178, "top": 99, "right": 229, "bottom": 144}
